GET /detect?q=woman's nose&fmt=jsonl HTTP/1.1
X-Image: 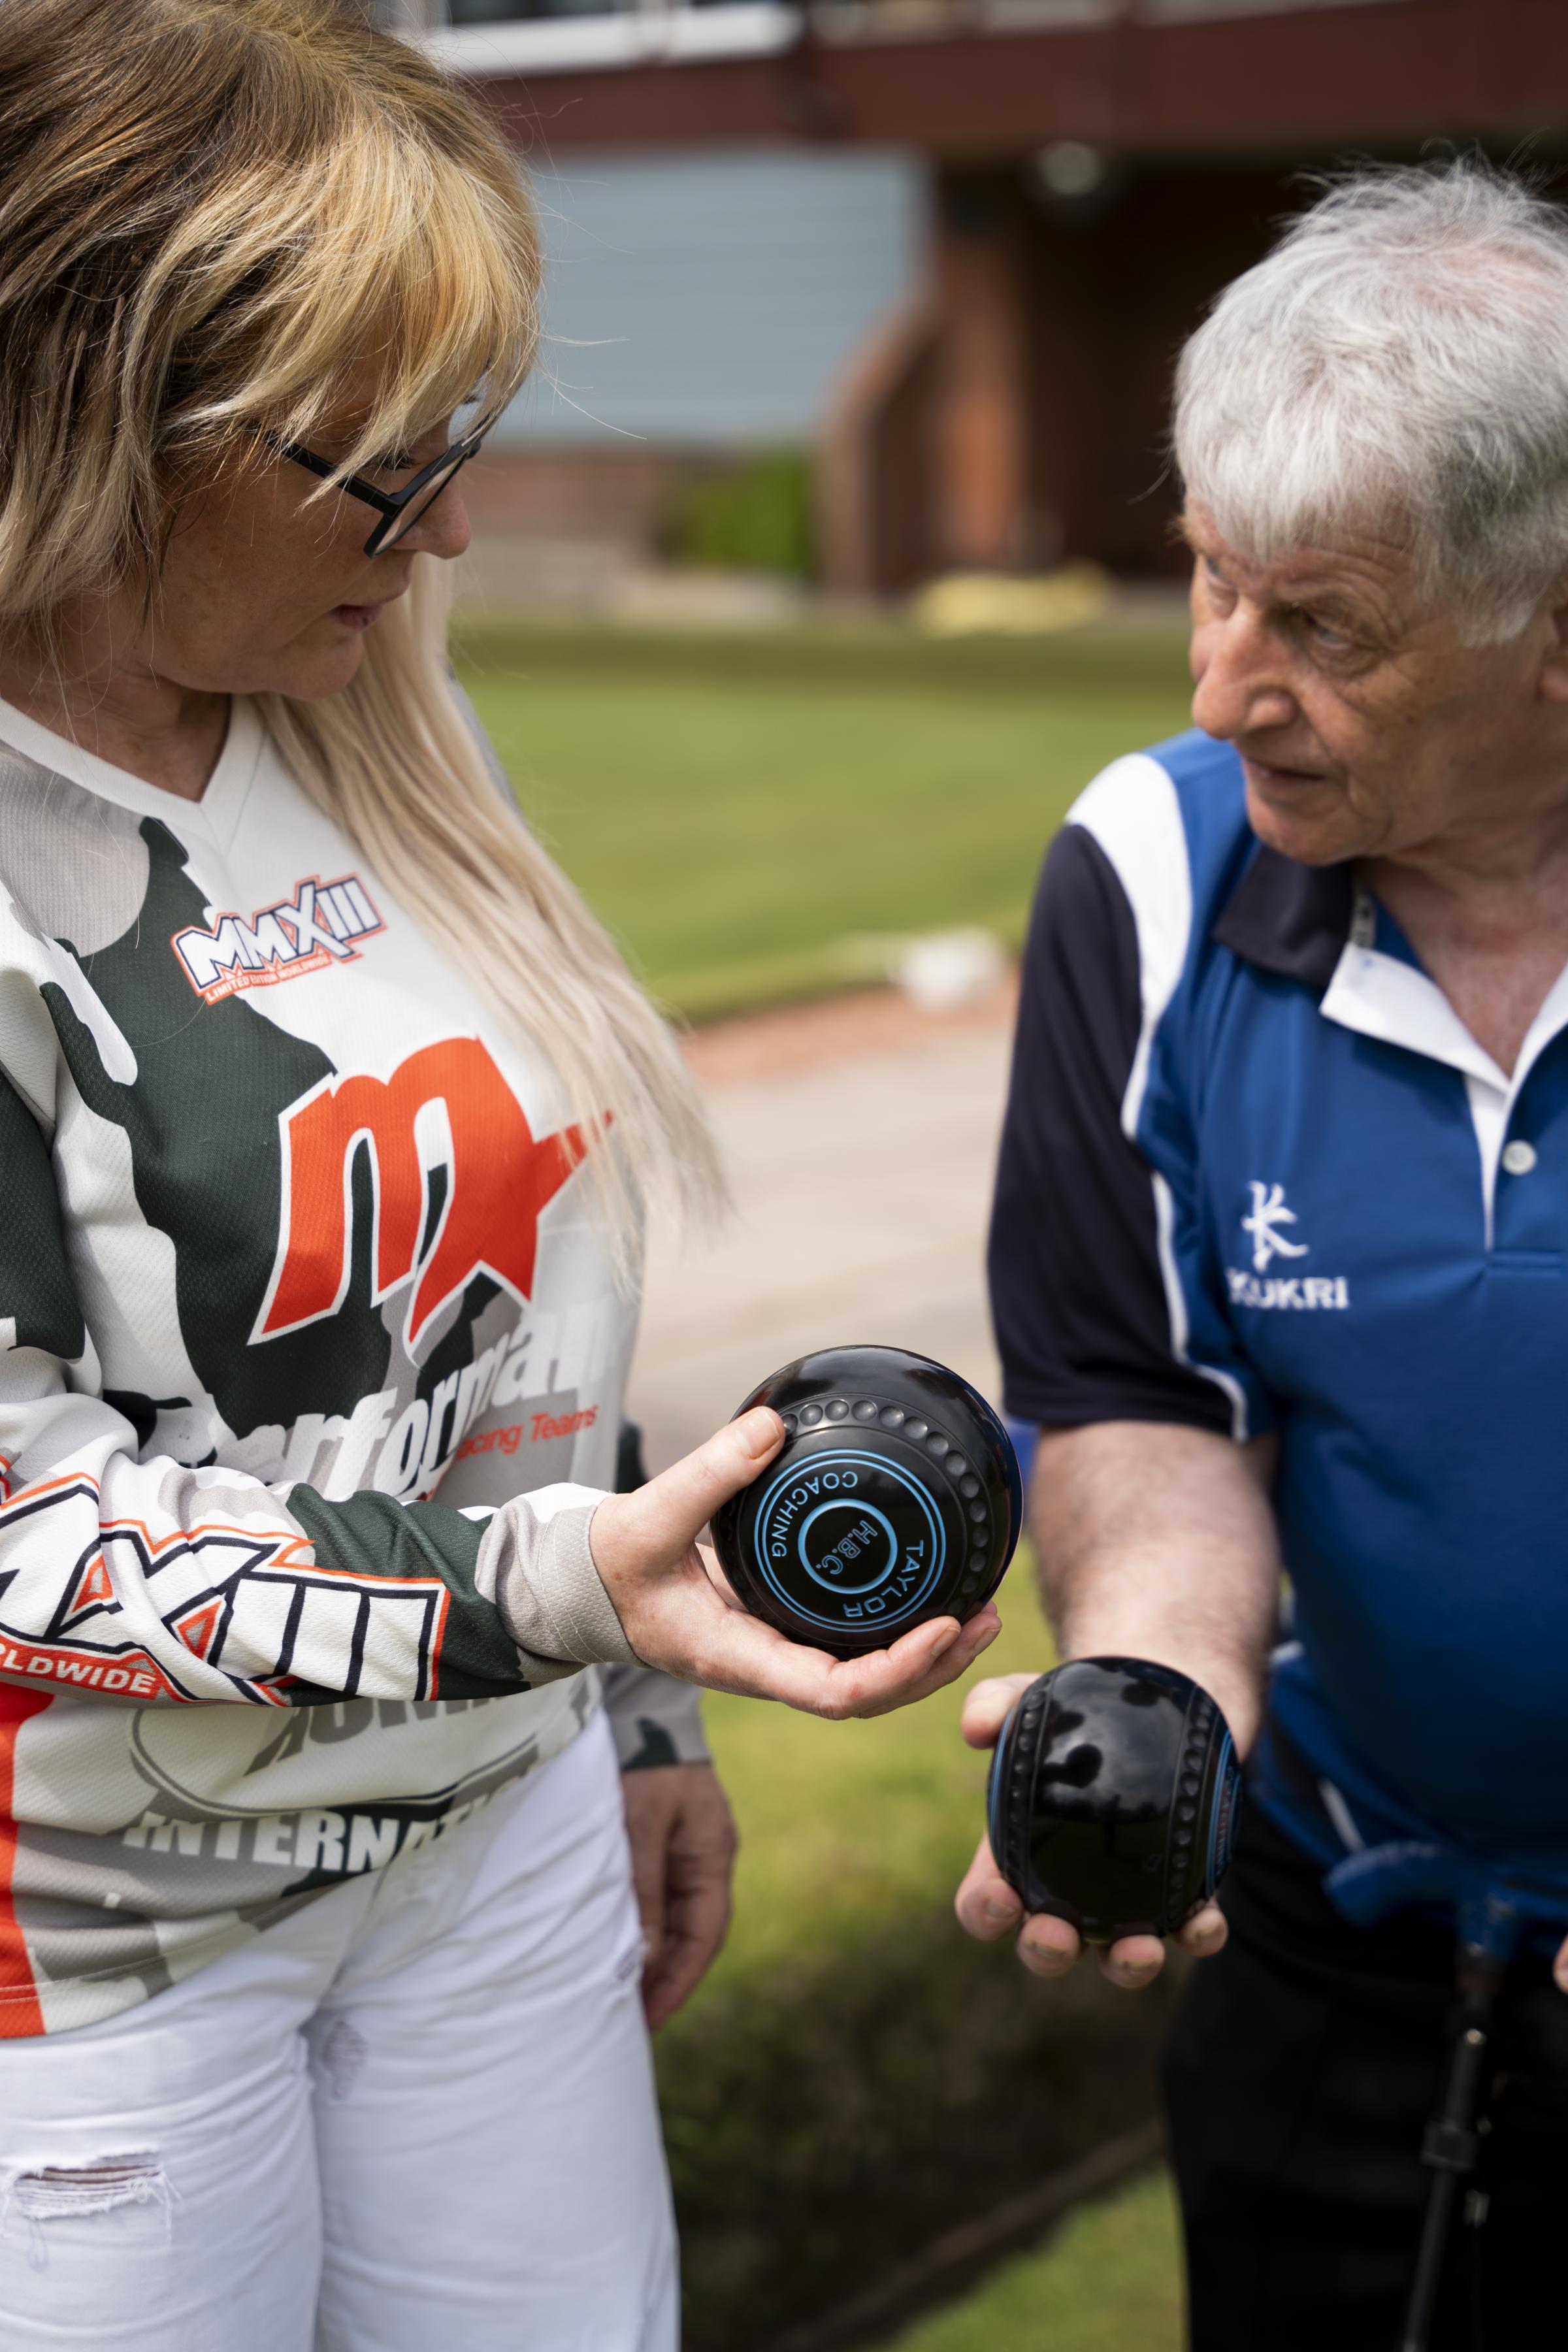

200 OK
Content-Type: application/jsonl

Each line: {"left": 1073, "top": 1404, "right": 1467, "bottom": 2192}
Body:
{"left": 400, "top": 477, "right": 472, "bottom": 564}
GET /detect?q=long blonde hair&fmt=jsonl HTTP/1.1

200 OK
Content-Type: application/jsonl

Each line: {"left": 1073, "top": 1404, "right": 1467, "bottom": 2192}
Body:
{"left": 0, "top": 0, "right": 721, "bottom": 1258}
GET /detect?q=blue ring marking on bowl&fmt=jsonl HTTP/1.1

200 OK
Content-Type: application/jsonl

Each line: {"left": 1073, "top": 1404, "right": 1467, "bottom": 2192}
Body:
{"left": 751, "top": 1450, "right": 947, "bottom": 1631}
{"left": 796, "top": 1498, "right": 900, "bottom": 1595}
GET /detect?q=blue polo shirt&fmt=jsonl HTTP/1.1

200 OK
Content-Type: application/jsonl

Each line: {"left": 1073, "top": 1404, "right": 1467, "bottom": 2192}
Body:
{"left": 988, "top": 728, "right": 1568, "bottom": 1886}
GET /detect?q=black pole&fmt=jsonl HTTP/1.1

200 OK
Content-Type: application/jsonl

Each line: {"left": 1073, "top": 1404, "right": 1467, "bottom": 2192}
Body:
{"left": 1399, "top": 1948, "right": 1504, "bottom": 2352}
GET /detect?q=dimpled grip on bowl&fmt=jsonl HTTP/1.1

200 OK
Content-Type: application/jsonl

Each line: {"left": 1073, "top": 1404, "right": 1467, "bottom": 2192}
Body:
{"left": 711, "top": 1345, "right": 1021, "bottom": 1660}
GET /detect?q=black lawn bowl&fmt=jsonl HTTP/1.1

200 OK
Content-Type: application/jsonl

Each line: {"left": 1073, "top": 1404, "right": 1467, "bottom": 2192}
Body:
{"left": 987, "top": 1658, "right": 1243, "bottom": 1944}
{"left": 711, "top": 1344, "right": 1022, "bottom": 1660}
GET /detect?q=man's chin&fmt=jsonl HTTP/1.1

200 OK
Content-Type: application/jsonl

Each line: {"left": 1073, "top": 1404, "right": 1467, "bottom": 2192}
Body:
{"left": 1243, "top": 776, "right": 1363, "bottom": 868}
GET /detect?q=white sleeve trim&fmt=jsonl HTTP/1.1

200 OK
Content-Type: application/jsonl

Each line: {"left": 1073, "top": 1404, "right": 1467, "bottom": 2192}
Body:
{"left": 1066, "top": 753, "right": 1194, "bottom": 1140}
{"left": 1070, "top": 755, "right": 1249, "bottom": 1443}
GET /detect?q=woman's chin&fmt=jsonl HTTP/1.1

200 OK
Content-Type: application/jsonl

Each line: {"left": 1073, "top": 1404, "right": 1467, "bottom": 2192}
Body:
{"left": 263, "top": 632, "right": 369, "bottom": 701}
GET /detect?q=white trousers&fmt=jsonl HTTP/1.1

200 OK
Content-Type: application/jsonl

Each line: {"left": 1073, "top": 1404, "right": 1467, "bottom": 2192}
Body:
{"left": 0, "top": 1711, "right": 677, "bottom": 2350}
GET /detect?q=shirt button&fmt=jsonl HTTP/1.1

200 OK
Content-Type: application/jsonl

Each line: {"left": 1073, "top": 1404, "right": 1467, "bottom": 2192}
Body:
{"left": 1502, "top": 1139, "right": 1539, "bottom": 1176}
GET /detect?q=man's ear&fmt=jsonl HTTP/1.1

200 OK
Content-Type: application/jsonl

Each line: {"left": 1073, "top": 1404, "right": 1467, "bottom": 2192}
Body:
{"left": 1537, "top": 576, "right": 1568, "bottom": 702}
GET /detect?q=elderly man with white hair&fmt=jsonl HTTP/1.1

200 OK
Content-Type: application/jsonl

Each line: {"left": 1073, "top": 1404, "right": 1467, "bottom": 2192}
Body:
{"left": 959, "top": 161, "right": 1568, "bottom": 2345}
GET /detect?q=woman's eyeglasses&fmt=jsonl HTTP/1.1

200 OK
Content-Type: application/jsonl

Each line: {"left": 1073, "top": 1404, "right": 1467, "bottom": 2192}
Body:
{"left": 264, "top": 422, "right": 490, "bottom": 556}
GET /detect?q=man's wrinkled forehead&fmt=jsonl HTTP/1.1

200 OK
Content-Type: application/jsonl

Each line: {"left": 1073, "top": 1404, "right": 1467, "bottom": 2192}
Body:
{"left": 1180, "top": 500, "right": 1425, "bottom": 637}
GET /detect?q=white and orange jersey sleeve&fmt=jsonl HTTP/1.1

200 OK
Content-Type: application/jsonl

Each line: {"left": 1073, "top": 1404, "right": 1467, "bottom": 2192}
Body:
{"left": 0, "top": 1073, "right": 633, "bottom": 1710}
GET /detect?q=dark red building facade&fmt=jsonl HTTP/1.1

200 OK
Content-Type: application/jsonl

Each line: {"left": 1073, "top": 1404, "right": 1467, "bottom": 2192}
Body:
{"left": 456, "top": 0, "right": 1568, "bottom": 588}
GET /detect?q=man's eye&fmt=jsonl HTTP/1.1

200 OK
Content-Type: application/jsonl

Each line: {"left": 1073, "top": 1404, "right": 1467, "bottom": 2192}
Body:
{"left": 1285, "top": 602, "right": 1354, "bottom": 651}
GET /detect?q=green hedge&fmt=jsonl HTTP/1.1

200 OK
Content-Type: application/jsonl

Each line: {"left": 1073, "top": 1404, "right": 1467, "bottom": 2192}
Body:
{"left": 659, "top": 1912, "right": 1182, "bottom": 2352}
{"left": 654, "top": 451, "right": 819, "bottom": 580}
{"left": 644, "top": 1560, "right": 1181, "bottom": 2347}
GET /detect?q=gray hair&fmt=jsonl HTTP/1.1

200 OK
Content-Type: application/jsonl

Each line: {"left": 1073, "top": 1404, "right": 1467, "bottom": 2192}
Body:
{"left": 1174, "top": 160, "right": 1568, "bottom": 642}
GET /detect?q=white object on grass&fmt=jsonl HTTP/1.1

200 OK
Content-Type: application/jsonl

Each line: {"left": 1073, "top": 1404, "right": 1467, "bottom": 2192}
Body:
{"left": 896, "top": 928, "right": 1008, "bottom": 1013}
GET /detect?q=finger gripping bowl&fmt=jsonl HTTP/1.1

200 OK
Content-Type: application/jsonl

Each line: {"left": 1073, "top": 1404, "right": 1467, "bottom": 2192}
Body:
{"left": 987, "top": 1658, "right": 1243, "bottom": 1943}
{"left": 711, "top": 1345, "right": 1022, "bottom": 1659}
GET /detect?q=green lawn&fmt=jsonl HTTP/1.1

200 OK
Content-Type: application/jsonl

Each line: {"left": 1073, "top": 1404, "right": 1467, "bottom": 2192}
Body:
{"left": 457, "top": 621, "right": 1194, "bottom": 1017}
{"left": 888, "top": 2168, "right": 1184, "bottom": 2352}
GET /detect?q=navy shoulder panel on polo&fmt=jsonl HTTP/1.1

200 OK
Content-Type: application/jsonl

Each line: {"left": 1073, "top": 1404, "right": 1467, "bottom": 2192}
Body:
{"left": 989, "top": 729, "right": 1568, "bottom": 1880}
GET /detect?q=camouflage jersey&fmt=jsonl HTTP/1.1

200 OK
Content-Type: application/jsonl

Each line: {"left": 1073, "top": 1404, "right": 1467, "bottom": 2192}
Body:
{"left": 0, "top": 693, "right": 700, "bottom": 2035}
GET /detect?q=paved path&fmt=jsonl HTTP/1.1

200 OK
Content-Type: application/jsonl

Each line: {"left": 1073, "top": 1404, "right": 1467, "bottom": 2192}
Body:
{"left": 625, "top": 985, "right": 1015, "bottom": 1475}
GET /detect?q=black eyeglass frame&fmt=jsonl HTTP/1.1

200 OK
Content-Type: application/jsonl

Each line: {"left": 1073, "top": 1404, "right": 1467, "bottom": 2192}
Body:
{"left": 263, "top": 421, "right": 491, "bottom": 555}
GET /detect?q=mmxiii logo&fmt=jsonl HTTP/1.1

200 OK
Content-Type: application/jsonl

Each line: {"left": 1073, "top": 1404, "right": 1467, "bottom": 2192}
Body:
{"left": 172, "top": 874, "right": 383, "bottom": 1004}
{"left": 1227, "top": 1181, "right": 1350, "bottom": 1311}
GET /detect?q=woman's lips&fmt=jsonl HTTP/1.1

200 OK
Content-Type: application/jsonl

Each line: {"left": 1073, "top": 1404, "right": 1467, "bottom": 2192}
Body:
{"left": 333, "top": 577, "right": 408, "bottom": 633}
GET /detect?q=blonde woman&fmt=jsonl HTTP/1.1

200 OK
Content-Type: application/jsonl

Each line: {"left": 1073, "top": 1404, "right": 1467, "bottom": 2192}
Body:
{"left": 0, "top": 5, "right": 998, "bottom": 2344}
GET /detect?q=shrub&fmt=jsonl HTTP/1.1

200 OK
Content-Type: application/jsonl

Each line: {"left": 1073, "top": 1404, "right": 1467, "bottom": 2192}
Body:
{"left": 657, "top": 450, "right": 819, "bottom": 580}
{"left": 659, "top": 1908, "right": 1181, "bottom": 2351}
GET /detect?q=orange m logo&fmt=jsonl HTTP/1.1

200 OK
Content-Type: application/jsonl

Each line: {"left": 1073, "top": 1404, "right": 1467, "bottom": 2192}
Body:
{"left": 254, "top": 1039, "right": 591, "bottom": 1351}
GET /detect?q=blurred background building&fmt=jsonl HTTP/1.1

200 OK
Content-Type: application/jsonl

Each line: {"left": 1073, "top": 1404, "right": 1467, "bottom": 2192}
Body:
{"left": 372, "top": 0, "right": 1568, "bottom": 606}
